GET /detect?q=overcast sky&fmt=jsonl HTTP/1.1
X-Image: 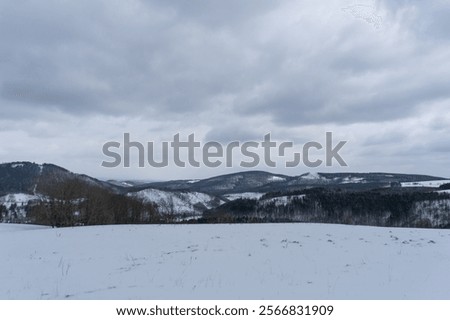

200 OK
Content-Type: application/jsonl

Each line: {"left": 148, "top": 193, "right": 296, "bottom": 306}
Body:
{"left": 1, "top": 0, "right": 449, "bottom": 180}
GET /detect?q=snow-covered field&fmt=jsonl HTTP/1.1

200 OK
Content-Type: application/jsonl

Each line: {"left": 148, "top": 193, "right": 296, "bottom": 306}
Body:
{"left": 1, "top": 223, "right": 450, "bottom": 300}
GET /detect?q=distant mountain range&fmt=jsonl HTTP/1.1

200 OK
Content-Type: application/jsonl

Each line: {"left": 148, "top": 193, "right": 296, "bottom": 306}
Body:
{"left": 1, "top": 161, "right": 450, "bottom": 228}
{"left": 126, "top": 170, "right": 448, "bottom": 194}
{"left": 1, "top": 161, "right": 447, "bottom": 197}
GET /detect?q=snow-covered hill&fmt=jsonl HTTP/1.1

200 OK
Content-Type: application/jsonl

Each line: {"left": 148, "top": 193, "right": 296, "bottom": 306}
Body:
{"left": 2, "top": 162, "right": 450, "bottom": 227}
{"left": 1, "top": 223, "right": 449, "bottom": 299}
{"left": 135, "top": 171, "right": 448, "bottom": 194}
{"left": 0, "top": 161, "right": 120, "bottom": 196}
{"left": 130, "top": 189, "right": 223, "bottom": 217}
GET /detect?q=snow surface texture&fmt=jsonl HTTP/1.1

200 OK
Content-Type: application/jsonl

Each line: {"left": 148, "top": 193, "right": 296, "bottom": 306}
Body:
{"left": 1, "top": 223, "right": 450, "bottom": 300}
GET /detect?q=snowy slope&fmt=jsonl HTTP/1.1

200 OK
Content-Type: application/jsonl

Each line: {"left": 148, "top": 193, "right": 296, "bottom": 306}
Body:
{"left": 1, "top": 223, "right": 449, "bottom": 299}
{"left": 300, "top": 172, "right": 324, "bottom": 180}
{"left": 341, "top": 176, "right": 365, "bottom": 184}
{"left": 0, "top": 193, "right": 42, "bottom": 208}
{"left": 0, "top": 193, "right": 45, "bottom": 222}
{"left": 223, "top": 192, "right": 265, "bottom": 201}
{"left": 401, "top": 180, "right": 450, "bottom": 188}
{"left": 130, "top": 189, "right": 222, "bottom": 216}
{"left": 413, "top": 199, "right": 450, "bottom": 227}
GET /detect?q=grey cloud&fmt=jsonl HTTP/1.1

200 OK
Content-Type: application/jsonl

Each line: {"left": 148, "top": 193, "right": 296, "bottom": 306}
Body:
{"left": 1, "top": 81, "right": 106, "bottom": 111}
{"left": 2, "top": 0, "right": 448, "bottom": 126}
{"left": 0, "top": 0, "right": 449, "bottom": 179}
{"left": 382, "top": 0, "right": 450, "bottom": 42}
{"left": 1, "top": 0, "right": 269, "bottom": 119}
{"left": 204, "top": 125, "right": 265, "bottom": 144}
{"left": 144, "top": 0, "right": 278, "bottom": 28}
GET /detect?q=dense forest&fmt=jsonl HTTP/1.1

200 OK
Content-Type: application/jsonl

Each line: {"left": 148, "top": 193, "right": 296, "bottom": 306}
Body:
{"left": 2, "top": 178, "right": 164, "bottom": 226}
{"left": 202, "top": 188, "right": 450, "bottom": 228}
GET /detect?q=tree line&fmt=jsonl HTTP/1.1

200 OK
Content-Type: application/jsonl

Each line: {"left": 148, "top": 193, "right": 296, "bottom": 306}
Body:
{"left": 10, "top": 178, "right": 166, "bottom": 227}
{"left": 203, "top": 189, "right": 450, "bottom": 228}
